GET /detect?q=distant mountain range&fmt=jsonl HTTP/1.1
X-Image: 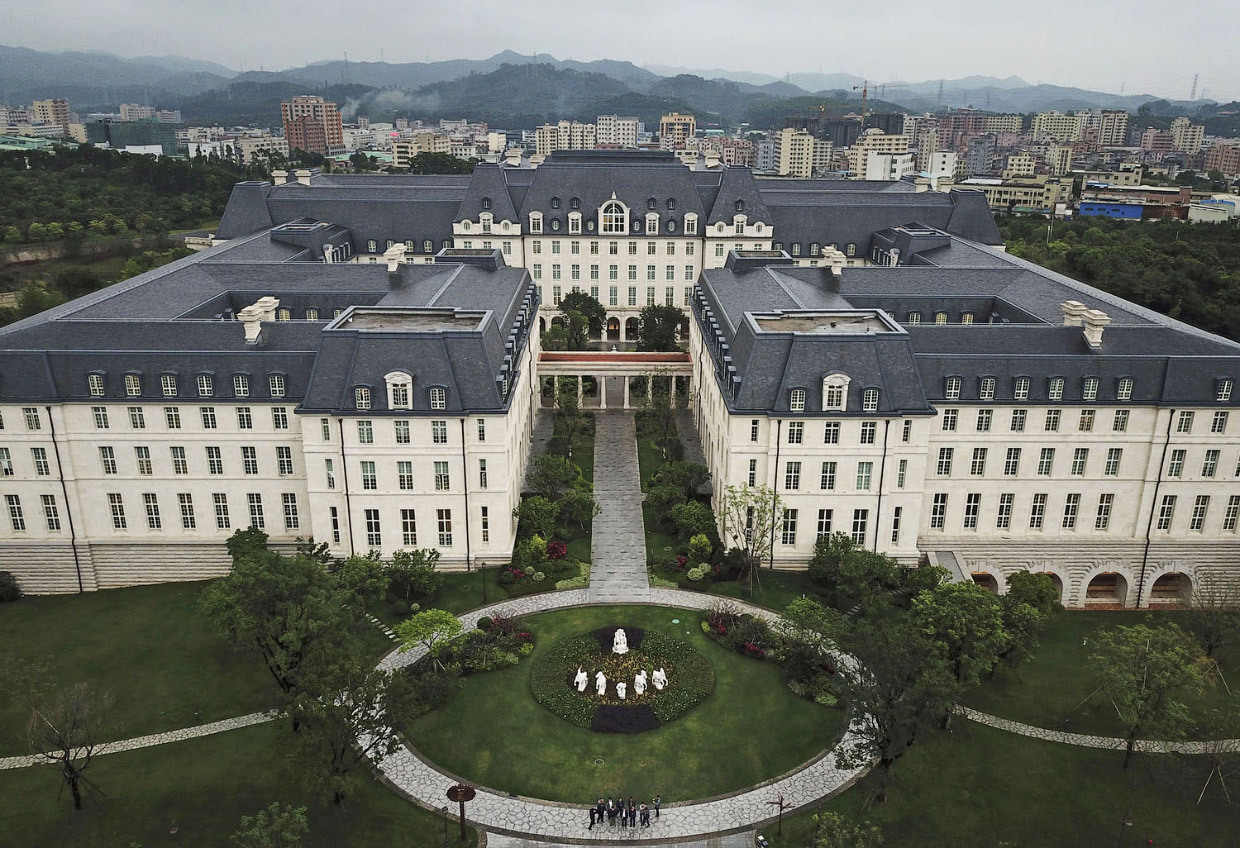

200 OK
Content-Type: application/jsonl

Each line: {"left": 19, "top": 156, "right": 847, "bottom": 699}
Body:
{"left": 0, "top": 44, "right": 1217, "bottom": 130}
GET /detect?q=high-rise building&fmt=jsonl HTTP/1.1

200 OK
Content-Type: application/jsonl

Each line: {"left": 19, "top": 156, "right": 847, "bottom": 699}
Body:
{"left": 30, "top": 99, "right": 70, "bottom": 133}
{"left": 280, "top": 96, "right": 344, "bottom": 156}
{"left": 658, "top": 113, "right": 696, "bottom": 149}
{"left": 846, "top": 130, "right": 909, "bottom": 177}
{"left": 1170, "top": 117, "right": 1205, "bottom": 155}
{"left": 773, "top": 127, "right": 832, "bottom": 177}
{"left": 1096, "top": 110, "right": 1129, "bottom": 147}
{"left": 1031, "top": 111, "right": 1084, "bottom": 142}
{"left": 1204, "top": 143, "right": 1240, "bottom": 178}
{"left": 534, "top": 121, "right": 596, "bottom": 156}
{"left": 597, "top": 115, "right": 640, "bottom": 148}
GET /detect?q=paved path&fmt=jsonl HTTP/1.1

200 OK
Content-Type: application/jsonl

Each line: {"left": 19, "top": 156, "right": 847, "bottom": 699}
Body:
{"left": 0, "top": 710, "right": 277, "bottom": 771}
{"left": 486, "top": 830, "right": 756, "bottom": 848}
{"left": 588, "top": 413, "right": 652, "bottom": 604}
{"left": 373, "top": 587, "right": 868, "bottom": 842}
{"left": 955, "top": 706, "right": 1240, "bottom": 755}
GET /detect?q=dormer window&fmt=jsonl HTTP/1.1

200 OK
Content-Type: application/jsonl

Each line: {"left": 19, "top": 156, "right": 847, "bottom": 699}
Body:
{"left": 979, "top": 377, "right": 996, "bottom": 400}
{"left": 1083, "top": 377, "right": 1099, "bottom": 401}
{"left": 530, "top": 213, "right": 543, "bottom": 234}
{"left": 480, "top": 214, "right": 492, "bottom": 234}
{"left": 124, "top": 374, "right": 142, "bottom": 397}
{"left": 862, "top": 388, "right": 879, "bottom": 412}
{"left": 945, "top": 376, "right": 962, "bottom": 399}
{"left": 569, "top": 213, "right": 581, "bottom": 234}
{"left": 647, "top": 197, "right": 657, "bottom": 211}
{"left": 823, "top": 373, "right": 851, "bottom": 411}
{"left": 386, "top": 371, "right": 412, "bottom": 410}
{"left": 809, "top": 242, "right": 820, "bottom": 256}
{"left": 755, "top": 222, "right": 764, "bottom": 234}
{"left": 551, "top": 196, "right": 561, "bottom": 210}
{"left": 197, "top": 374, "right": 214, "bottom": 398}
{"left": 846, "top": 243, "right": 856, "bottom": 257}
{"left": 233, "top": 374, "right": 249, "bottom": 397}
{"left": 551, "top": 219, "right": 561, "bottom": 232}
{"left": 667, "top": 198, "right": 676, "bottom": 211}
{"left": 934, "top": 312, "right": 947, "bottom": 325}
{"left": 429, "top": 386, "right": 447, "bottom": 410}
{"left": 1217, "top": 378, "right": 1234, "bottom": 402}
{"left": 571, "top": 196, "right": 580, "bottom": 210}
{"left": 668, "top": 219, "right": 676, "bottom": 233}
{"left": 600, "top": 201, "right": 626, "bottom": 234}
{"left": 906, "top": 312, "right": 921, "bottom": 325}
{"left": 961, "top": 312, "right": 974, "bottom": 325}
{"left": 716, "top": 222, "right": 726, "bottom": 234}
{"left": 277, "top": 308, "right": 291, "bottom": 321}
{"left": 367, "top": 239, "right": 377, "bottom": 253}
{"left": 685, "top": 215, "right": 697, "bottom": 235}
{"left": 306, "top": 308, "right": 319, "bottom": 320}
{"left": 645, "top": 213, "right": 659, "bottom": 235}
{"left": 791, "top": 243, "right": 801, "bottom": 256}
{"left": 161, "top": 374, "right": 178, "bottom": 397}
{"left": 1048, "top": 376, "right": 1065, "bottom": 401}
{"left": 355, "top": 387, "right": 371, "bottom": 410}
{"left": 462, "top": 220, "right": 472, "bottom": 231}
{"left": 789, "top": 388, "right": 807, "bottom": 412}
{"left": 481, "top": 196, "right": 491, "bottom": 210}
{"left": 88, "top": 373, "right": 106, "bottom": 397}
{"left": 734, "top": 200, "right": 744, "bottom": 213}
{"left": 1014, "top": 377, "right": 1030, "bottom": 400}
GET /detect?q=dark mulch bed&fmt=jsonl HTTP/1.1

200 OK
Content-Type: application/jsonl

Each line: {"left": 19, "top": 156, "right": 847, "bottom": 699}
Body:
{"left": 590, "top": 704, "right": 660, "bottom": 734}
{"left": 592, "top": 626, "right": 645, "bottom": 652}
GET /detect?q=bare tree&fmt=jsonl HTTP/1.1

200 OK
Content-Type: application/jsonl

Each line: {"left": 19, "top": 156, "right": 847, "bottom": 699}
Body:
{"left": 26, "top": 682, "right": 112, "bottom": 810}
{"left": 718, "top": 484, "right": 783, "bottom": 596}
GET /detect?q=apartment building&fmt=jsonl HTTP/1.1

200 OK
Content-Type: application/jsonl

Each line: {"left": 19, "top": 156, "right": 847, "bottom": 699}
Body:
{"left": 535, "top": 121, "right": 596, "bottom": 156}
{"left": 658, "top": 113, "right": 696, "bottom": 149}
{"left": 280, "top": 95, "right": 345, "bottom": 156}
{"left": 1031, "top": 111, "right": 1084, "bottom": 142}
{"left": 597, "top": 115, "right": 640, "bottom": 148}
{"left": 773, "top": 127, "right": 833, "bottom": 178}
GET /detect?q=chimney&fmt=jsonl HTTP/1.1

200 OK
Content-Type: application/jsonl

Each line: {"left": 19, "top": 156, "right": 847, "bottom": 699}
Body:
{"left": 821, "top": 244, "right": 847, "bottom": 278}
{"left": 237, "top": 296, "right": 280, "bottom": 345}
{"left": 1081, "top": 308, "right": 1111, "bottom": 349}
{"left": 294, "top": 168, "right": 320, "bottom": 186}
{"left": 271, "top": 169, "right": 288, "bottom": 185}
{"left": 383, "top": 242, "right": 407, "bottom": 273}
{"left": 1060, "top": 300, "right": 1088, "bottom": 327}
{"left": 504, "top": 148, "right": 522, "bottom": 168}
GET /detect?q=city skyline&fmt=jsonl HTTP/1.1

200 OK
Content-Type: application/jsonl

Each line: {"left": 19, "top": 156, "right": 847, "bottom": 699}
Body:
{"left": 2, "top": 0, "right": 1238, "bottom": 103}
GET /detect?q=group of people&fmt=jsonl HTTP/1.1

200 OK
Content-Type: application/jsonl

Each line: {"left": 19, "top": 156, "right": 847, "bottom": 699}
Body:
{"left": 587, "top": 794, "right": 660, "bottom": 829}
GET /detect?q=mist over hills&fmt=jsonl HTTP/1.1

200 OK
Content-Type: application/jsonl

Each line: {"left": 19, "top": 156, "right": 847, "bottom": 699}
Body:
{"left": 0, "top": 44, "right": 1214, "bottom": 130}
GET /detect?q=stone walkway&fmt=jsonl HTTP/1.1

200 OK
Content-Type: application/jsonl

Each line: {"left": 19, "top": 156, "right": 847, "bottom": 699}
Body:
{"left": 0, "top": 710, "right": 277, "bottom": 771}
{"left": 486, "top": 830, "right": 756, "bottom": 848}
{"left": 955, "top": 706, "right": 1240, "bottom": 755}
{"left": 588, "top": 413, "right": 652, "bottom": 604}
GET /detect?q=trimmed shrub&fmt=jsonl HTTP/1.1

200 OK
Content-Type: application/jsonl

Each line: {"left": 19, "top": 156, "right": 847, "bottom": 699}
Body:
{"left": 532, "top": 571, "right": 545, "bottom": 583}
{"left": 476, "top": 616, "right": 493, "bottom": 631}
{"left": 686, "top": 566, "right": 704, "bottom": 582}
{"left": 0, "top": 571, "right": 21, "bottom": 602}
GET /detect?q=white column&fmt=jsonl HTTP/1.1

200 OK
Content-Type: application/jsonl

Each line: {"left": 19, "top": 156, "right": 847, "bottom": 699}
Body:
{"left": 599, "top": 375, "right": 607, "bottom": 409}
{"left": 623, "top": 376, "right": 630, "bottom": 409}
{"left": 577, "top": 375, "right": 583, "bottom": 404}
{"left": 646, "top": 375, "right": 653, "bottom": 402}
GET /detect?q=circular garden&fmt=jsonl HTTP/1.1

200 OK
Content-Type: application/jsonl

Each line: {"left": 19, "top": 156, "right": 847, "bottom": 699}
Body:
{"left": 398, "top": 604, "right": 845, "bottom": 804}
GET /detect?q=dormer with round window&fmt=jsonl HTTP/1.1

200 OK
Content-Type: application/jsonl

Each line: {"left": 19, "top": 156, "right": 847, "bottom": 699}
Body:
{"left": 386, "top": 371, "right": 413, "bottom": 410}
{"left": 822, "top": 373, "right": 851, "bottom": 411}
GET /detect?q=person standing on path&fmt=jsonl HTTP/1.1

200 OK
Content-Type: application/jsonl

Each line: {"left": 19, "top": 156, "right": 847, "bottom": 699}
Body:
{"left": 653, "top": 793, "right": 661, "bottom": 819}
{"left": 607, "top": 797, "right": 617, "bottom": 827}
{"left": 595, "top": 797, "right": 605, "bottom": 827}
{"left": 588, "top": 805, "right": 597, "bottom": 830}
{"left": 640, "top": 804, "right": 650, "bottom": 827}
{"left": 628, "top": 797, "right": 637, "bottom": 827}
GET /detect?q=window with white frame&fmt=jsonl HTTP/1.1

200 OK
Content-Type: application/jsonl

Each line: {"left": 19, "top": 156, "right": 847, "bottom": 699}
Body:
{"left": 1177, "top": 411, "right": 1194, "bottom": 433}
{"left": 1062, "top": 493, "right": 1080, "bottom": 529}
{"left": 979, "top": 377, "right": 996, "bottom": 400}
{"left": 941, "top": 409, "right": 958, "bottom": 431}
{"left": 283, "top": 493, "right": 299, "bottom": 530}
{"left": 357, "top": 420, "right": 373, "bottom": 444}
{"left": 1095, "top": 494, "right": 1113, "bottom": 530}
{"left": 1048, "top": 377, "right": 1064, "bottom": 401}
{"left": 823, "top": 374, "right": 849, "bottom": 410}
{"left": 1156, "top": 494, "right": 1176, "bottom": 531}
{"left": 1117, "top": 377, "right": 1133, "bottom": 401}
{"left": 856, "top": 461, "right": 873, "bottom": 490}
{"left": 1083, "top": 377, "right": 1099, "bottom": 401}
{"left": 355, "top": 387, "right": 371, "bottom": 410}
{"left": 386, "top": 372, "right": 412, "bottom": 409}
{"left": 862, "top": 388, "right": 879, "bottom": 412}
{"left": 1030, "top": 493, "right": 1047, "bottom": 529}
{"left": 930, "top": 493, "right": 947, "bottom": 529}
{"left": 161, "top": 374, "right": 178, "bottom": 397}
{"left": 945, "top": 376, "right": 961, "bottom": 399}
{"left": 997, "top": 493, "right": 1014, "bottom": 529}
{"left": 402, "top": 509, "right": 417, "bottom": 545}
{"left": 430, "top": 387, "right": 446, "bottom": 410}
{"left": 437, "top": 508, "right": 453, "bottom": 546}
{"left": 197, "top": 374, "right": 214, "bottom": 397}
{"left": 1217, "top": 379, "right": 1233, "bottom": 402}
{"left": 821, "top": 461, "right": 836, "bottom": 490}
{"left": 789, "top": 389, "right": 806, "bottom": 412}
{"left": 233, "top": 375, "right": 249, "bottom": 397}
{"left": 937, "top": 447, "right": 953, "bottom": 475}
{"left": 1113, "top": 409, "right": 1129, "bottom": 432}
{"left": 1014, "top": 377, "right": 1030, "bottom": 400}
{"left": 125, "top": 374, "right": 141, "bottom": 396}
{"left": 89, "top": 373, "right": 105, "bottom": 396}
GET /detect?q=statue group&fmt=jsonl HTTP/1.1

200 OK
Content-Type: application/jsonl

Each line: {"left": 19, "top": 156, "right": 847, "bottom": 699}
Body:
{"left": 572, "top": 630, "right": 670, "bottom": 700}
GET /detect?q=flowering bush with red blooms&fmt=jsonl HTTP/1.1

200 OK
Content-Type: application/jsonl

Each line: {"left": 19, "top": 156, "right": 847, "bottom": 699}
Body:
{"left": 675, "top": 555, "right": 688, "bottom": 571}
{"left": 547, "top": 540, "right": 568, "bottom": 560}
{"left": 744, "top": 642, "right": 766, "bottom": 659}
{"left": 517, "top": 631, "right": 533, "bottom": 642}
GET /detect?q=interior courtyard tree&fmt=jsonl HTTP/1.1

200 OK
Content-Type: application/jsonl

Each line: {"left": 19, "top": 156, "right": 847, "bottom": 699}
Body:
{"left": 1088, "top": 623, "right": 1207, "bottom": 770}
{"left": 718, "top": 484, "right": 783, "bottom": 595}
{"left": 554, "top": 378, "right": 587, "bottom": 460}
{"left": 395, "top": 609, "right": 464, "bottom": 671}
{"left": 559, "top": 291, "right": 606, "bottom": 339}
{"left": 911, "top": 582, "right": 1008, "bottom": 687}
{"left": 636, "top": 304, "right": 683, "bottom": 351}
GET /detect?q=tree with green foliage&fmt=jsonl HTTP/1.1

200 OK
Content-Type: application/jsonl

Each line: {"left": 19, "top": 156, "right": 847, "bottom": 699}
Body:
{"left": 636, "top": 304, "right": 683, "bottom": 351}
{"left": 671, "top": 501, "right": 715, "bottom": 540}
{"left": 201, "top": 532, "right": 357, "bottom": 701}
{"left": 911, "top": 582, "right": 1007, "bottom": 687}
{"left": 230, "top": 802, "right": 309, "bottom": 848}
{"left": 287, "top": 653, "right": 419, "bottom": 804}
{"left": 1088, "top": 623, "right": 1207, "bottom": 770}
{"left": 396, "top": 609, "right": 464, "bottom": 672}
{"left": 718, "top": 484, "right": 783, "bottom": 595}
{"left": 557, "top": 487, "right": 599, "bottom": 531}
{"left": 830, "top": 614, "right": 959, "bottom": 803}
{"left": 1183, "top": 584, "right": 1240, "bottom": 661}
{"left": 650, "top": 461, "right": 710, "bottom": 500}
{"left": 554, "top": 379, "right": 587, "bottom": 459}
{"left": 330, "top": 553, "right": 388, "bottom": 613}
{"left": 559, "top": 291, "right": 606, "bottom": 338}
{"left": 514, "top": 495, "right": 559, "bottom": 540}
{"left": 399, "top": 152, "right": 478, "bottom": 175}
{"left": 813, "top": 812, "right": 884, "bottom": 848}
{"left": 26, "top": 681, "right": 112, "bottom": 811}
{"left": 993, "top": 571, "right": 1058, "bottom": 672}
{"left": 526, "top": 454, "right": 581, "bottom": 500}
{"left": 1004, "top": 570, "right": 1062, "bottom": 617}
{"left": 807, "top": 532, "right": 904, "bottom": 611}
{"left": 386, "top": 548, "right": 444, "bottom": 601}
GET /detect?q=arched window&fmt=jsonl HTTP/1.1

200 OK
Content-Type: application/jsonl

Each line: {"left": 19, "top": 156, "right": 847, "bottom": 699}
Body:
{"left": 88, "top": 372, "right": 106, "bottom": 397}
{"left": 961, "top": 311, "right": 974, "bottom": 324}
{"left": 823, "top": 373, "right": 850, "bottom": 411}
{"left": 366, "top": 239, "right": 377, "bottom": 253}
{"left": 934, "top": 312, "right": 947, "bottom": 325}
{"left": 305, "top": 308, "right": 319, "bottom": 320}
{"left": 277, "top": 308, "right": 291, "bottom": 321}
{"left": 461, "top": 221, "right": 471, "bottom": 231}
{"left": 124, "top": 374, "right": 142, "bottom": 396}
{"left": 385, "top": 371, "right": 412, "bottom": 410}
{"left": 906, "top": 312, "right": 922, "bottom": 325}
{"left": 809, "top": 242, "right": 820, "bottom": 256}
{"left": 755, "top": 222, "right": 763, "bottom": 233}
{"left": 601, "top": 201, "right": 626, "bottom": 234}
{"left": 846, "top": 243, "right": 856, "bottom": 256}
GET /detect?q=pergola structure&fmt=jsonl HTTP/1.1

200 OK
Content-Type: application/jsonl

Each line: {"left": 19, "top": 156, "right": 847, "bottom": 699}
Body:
{"left": 538, "top": 351, "right": 694, "bottom": 409}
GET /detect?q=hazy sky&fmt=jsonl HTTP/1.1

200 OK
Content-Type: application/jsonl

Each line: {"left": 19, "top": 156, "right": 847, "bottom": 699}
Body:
{"left": 3, "top": 0, "right": 1238, "bottom": 101}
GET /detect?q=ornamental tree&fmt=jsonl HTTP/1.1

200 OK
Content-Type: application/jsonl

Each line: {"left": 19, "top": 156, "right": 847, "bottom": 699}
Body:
{"left": 718, "top": 484, "right": 783, "bottom": 596}
{"left": 911, "top": 582, "right": 1008, "bottom": 687}
{"left": 1088, "top": 623, "right": 1207, "bottom": 770}
{"left": 559, "top": 291, "right": 606, "bottom": 338}
{"left": 396, "top": 609, "right": 464, "bottom": 671}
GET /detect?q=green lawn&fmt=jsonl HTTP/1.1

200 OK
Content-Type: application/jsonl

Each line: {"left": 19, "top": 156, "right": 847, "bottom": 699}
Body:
{"left": 0, "top": 582, "right": 278, "bottom": 756}
{"left": 762, "top": 720, "right": 1237, "bottom": 848}
{"left": 402, "top": 605, "right": 843, "bottom": 804}
{"left": 0, "top": 721, "right": 475, "bottom": 848}
{"left": 702, "top": 569, "right": 825, "bottom": 614}
{"left": 965, "top": 611, "right": 1239, "bottom": 737}
{"left": 636, "top": 432, "right": 664, "bottom": 487}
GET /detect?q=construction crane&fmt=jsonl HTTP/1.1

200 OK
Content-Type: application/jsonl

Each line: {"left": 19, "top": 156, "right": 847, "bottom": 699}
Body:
{"left": 852, "top": 80, "right": 869, "bottom": 123}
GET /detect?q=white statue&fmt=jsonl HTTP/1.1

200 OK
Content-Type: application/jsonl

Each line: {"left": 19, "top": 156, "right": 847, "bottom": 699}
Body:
{"left": 574, "top": 667, "right": 588, "bottom": 692}
{"left": 617, "top": 681, "right": 627, "bottom": 700}
{"left": 612, "top": 628, "right": 629, "bottom": 655}
{"left": 652, "top": 667, "right": 668, "bottom": 690}
{"left": 595, "top": 671, "right": 607, "bottom": 697}
{"left": 634, "top": 670, "right": 647, "bottom": 696}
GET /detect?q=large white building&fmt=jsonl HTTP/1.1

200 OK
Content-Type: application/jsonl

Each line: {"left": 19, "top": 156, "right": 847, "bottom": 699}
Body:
{"left": 2, "top": 151, "right": 1237, "bottom": 610}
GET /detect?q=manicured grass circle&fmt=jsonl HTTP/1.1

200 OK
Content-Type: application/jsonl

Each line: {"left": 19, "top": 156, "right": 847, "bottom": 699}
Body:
{"left": 531, "top": 626, "right": 714, "bottom": 732}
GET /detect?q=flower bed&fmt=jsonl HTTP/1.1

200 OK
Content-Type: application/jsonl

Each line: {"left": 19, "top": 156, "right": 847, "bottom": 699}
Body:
{"left": 530, "top": 627, "right": 714, "bottom": 733}
{"left": 701, "top": 601, "right": 773, "bottom": 661}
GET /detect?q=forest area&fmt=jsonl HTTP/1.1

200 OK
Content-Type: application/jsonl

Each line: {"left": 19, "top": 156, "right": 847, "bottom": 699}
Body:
{"left": 1000, "top": 216, "right": 1240, "bottom": 341}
